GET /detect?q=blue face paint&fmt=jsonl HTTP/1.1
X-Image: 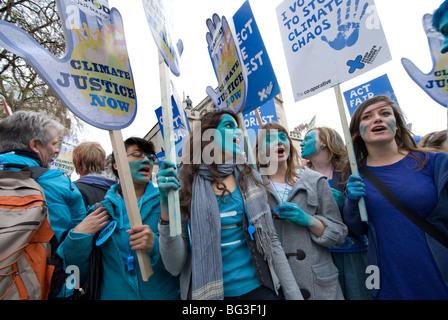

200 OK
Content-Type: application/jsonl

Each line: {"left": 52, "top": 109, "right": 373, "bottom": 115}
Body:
{"left": 129, "top": 157, "right": 152, "bottom": 181}
{"left": 214, "top": 114, "right": 242, "bottom": 155}
{"left": 437, "top": 12, "right": 448, "bottom": 53}
{"left": 265, "top": 131, "right": 290, "bottom": 148}
{"left": 300, "top": 130, "right": 318, "bottom": 159}
{"left": 360, "top": 122, "right": 368, "bottom": 137}
{"left": 385, "top": 118, "right": 396, "bottom": 134}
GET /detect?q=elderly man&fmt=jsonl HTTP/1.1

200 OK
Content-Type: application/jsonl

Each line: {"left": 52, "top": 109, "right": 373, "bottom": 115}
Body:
{"left": 0, "top": 111, "right": 91, "bottom": 298}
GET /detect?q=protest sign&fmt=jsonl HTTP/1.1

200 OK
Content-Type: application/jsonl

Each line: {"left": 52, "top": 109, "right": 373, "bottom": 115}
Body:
{"left": 142, "top": 0, "right": 182, "bottom": 236}
{"left": 233, "top": 0, "right": 280, "bottom": 114}
{"left": 402, "top": 14, "right": 448, "bottom": 109}
{"left": 344, "top": 74, "right": 398, "bottom": 116}
{"left": 242, "top": 98, "right": 278, "bottom": 148}
{"left": 155, "top": 95, "right": 190, "bottom": 159}
{"left": 0, "top": 0, "right": 153, "bottom": 280}
{"left": 142, "top": 0, "right": 183, "bottom": 77}
{"left": 51, "top": 135, "right": 78, "bottom": 176}
{"left": 206, "top": 14, "right": 248, "bottom": 115}
{"left": 308, "top": 114, "right": 316, "bottom": 129}
{"left": 276, "top": 0, "right": 391, "bottom": 102}
{"left": 0, "top": 0, "right": 137, "bottom": 129}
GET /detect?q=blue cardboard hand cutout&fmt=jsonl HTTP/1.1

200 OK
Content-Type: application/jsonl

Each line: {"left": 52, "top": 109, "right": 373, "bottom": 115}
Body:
{"left": 205, "top": 13, "right": 247, "bottom": 115}
{"left": 402, "top": 13, "right": 448, "bottom": 108}
{"left": 0, "top": 0, "right": 137, "bottom": 129}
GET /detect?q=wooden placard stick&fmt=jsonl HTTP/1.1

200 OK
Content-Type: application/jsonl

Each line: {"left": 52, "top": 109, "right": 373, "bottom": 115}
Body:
{"left": 237, "top": 113, "right": 257, "bottom": 170}
{"left": 109, "top": 129, "right": 153, "bottom": 281}
{"left": 255, "top": 108, "right": 263, "bottom": 129}
{"left": 334, "top": 84, "right": 368, "bottom": 222}
{"left": 158, "top": 51, "right": 182, "bottom": 236}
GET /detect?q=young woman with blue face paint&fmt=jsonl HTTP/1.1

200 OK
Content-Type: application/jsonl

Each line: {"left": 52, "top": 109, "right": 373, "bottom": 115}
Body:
{"left": 301, "top": 127, "right": 371, "bottom": 300}
{"left": 157, "top": 110, "right": 303, "bottom": 300}
{"left": 343, "top": 95, "right": 448, "bottom": 300}
{"left": 254, "top": 122, "right": 347, "bottom": 300}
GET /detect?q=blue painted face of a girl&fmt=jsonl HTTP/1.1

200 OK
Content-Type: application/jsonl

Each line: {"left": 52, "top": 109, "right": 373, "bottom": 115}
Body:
{"left": 213, "top": 114, "right": 243, "bottom": 155}
{"left": 300, "top": 130, "right": 318, "bottom": 159}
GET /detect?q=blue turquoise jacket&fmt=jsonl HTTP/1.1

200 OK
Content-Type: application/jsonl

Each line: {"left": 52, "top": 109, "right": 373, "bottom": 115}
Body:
{"left": 59, "top": 182, "right": 180, "bottom": 300}
{"left": 0, "top": 152, "right": 86, "bottom": 241}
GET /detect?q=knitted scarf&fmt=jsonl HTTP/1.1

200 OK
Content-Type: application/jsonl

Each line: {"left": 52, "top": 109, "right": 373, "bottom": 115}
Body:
{"left": 190, "top": 163, "right": 273, "bottom": 300}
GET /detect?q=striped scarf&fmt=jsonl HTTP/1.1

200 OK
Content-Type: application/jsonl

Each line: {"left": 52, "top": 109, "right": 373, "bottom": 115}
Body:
{"left": 190, "top": 163, "right": 273, "bottom": 300}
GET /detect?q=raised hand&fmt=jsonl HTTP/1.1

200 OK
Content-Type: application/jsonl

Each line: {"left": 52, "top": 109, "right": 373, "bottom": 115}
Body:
{"left": 156, "top": 160, "right": 179, "bottom": 201}
{"left": 346, "top": 174, "right": 366, "bottom": 201}
{"left": 205, "top": 13, "right": 246, "bottom": 114}
{"left": 0, "top": 0, "right": 136, "bottom": 129}
{"left": 401, "top": 13, "right": 448, "bottom": 108}
{"left": 321, "top": 0, "right": 369, "bottom": 51}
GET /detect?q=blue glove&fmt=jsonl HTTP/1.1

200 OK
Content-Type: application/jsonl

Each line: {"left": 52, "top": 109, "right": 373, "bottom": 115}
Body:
{"left": 346, "top": 175, "right": 366, "bottom": 201}
{"left": 275, "top": 202, "right": 316, "bottom": 227}
{"left": 156, "top": 160, "right": 179, "bottom": 204}
{"left": 331, "top": 188, "right": 345, "bottom": 210}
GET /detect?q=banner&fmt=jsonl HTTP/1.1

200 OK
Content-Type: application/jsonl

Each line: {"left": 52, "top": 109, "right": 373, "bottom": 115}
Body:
{"left": 142, "top": 0, "right": 183, "bottom": 76}
{"left": 233, "top": 0, "right": 280, "bottom": 115}
{"left": 402, "top": 14, "right": 448, "bottom": 108}
{"left": 0, "top": 0, "right": 137, "bottom": 129}
{"left": 343, "top": 73, "right": 398, "bottom": 116}
{"left": 308, "top": 114, "right": 316, "bottom": 129}
{"left": 155, "top": 95, "right": 190, "bottom": 160}
{"left": 51, "top": 135, "right": 78, "bottom": 176}
{"left": 276, "top": 0, "right": 391, "bottom": 102}
{"left": 243, "top": 98, "right": 278, "bottom": 147}
{"left": 206, "top": 14, "right": 247, "bottom": 114}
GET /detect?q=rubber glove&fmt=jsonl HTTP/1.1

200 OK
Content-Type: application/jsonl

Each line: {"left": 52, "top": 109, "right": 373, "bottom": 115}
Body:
{"left": 331, "top": 188, "right": 345, "bottom": 210}
{"left": 275, "top": 202, "right": 316, "bottom": 228}
{"left": 156, "top": 160, "right": 179, "bottom": 206}
{"left": 346, "top": 175, "right": 366, "bottom": 201}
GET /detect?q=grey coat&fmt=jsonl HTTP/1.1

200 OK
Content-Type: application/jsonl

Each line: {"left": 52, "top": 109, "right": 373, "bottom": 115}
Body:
{"left": 264, "top": 167, "right": 348, "bottom": 300}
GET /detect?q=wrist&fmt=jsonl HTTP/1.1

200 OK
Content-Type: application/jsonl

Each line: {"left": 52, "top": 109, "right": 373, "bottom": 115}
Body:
{"left": 159, "top": 217, "right": 169, "bottom": 225}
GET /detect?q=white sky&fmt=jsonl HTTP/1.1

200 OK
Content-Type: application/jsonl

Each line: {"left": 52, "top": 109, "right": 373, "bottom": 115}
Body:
{"left": 88, "top": 0, "right": 448, "bottom": 156}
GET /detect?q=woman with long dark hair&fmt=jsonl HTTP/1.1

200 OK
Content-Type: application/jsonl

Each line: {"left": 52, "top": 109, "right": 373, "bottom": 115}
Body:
{"left": 157, "top": 110, "right": 302, "bottom": 300}
{"left": 343, "top": 95, "right": 448, "bottom": 299}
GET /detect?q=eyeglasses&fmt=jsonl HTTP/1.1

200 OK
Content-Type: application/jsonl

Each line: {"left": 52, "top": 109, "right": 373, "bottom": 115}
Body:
{"left": 126, "top": 150, "right": 157, "bottom": 162}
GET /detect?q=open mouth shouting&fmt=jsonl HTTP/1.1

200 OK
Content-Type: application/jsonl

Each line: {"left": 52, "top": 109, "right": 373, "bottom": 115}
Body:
{"left": 139, "top": 165, "right": 151, "bottom": 176}
{"left": 371, "top": 125, "right": 387, "bottom": 133}
{"left": 275, "top": 145, "right": 289, "bottom": 160}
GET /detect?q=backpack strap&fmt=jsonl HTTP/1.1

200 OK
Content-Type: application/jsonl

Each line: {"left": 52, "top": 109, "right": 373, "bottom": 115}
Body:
{"left": 2, "top": 163, "right": 48, "bottom": 180}
{"left": 359, "top": 165, "right": 448, "bottom": 248}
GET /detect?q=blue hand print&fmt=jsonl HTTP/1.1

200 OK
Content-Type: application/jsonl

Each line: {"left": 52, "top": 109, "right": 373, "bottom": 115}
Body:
{"left": 321, "top": 0, "right": 369, "bottom": 51}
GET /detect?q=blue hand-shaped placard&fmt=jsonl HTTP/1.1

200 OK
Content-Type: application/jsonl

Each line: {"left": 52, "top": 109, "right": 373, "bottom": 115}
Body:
{"left": 321, "top": 0, "right": 369, "bottom": 51}
{"left": 142, "top": 0, "right": 183, "bottom": 77}
{"left": 0, "top": 0, "right": 137, "bottom": 129}
{"left": 205, "top": 14, "right": 247, "bottom": 115}
{"left": 402, "top": 14, "right": 448, "bottom": 108}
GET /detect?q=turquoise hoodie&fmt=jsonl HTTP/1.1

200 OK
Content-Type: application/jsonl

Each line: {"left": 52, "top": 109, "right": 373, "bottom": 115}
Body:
{"left": 60, "top": 182, "right": 180, "bottom": 300}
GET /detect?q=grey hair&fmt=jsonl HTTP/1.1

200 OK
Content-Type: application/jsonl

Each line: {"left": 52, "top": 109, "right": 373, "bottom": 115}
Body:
{"left": 0, "top": 110, "right": 64, "bottom": 150}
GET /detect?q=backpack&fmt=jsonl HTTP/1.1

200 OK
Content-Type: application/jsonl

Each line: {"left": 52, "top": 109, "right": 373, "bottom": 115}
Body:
{"left": 0, "top": 164, "right": 64, "bottom": 300}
